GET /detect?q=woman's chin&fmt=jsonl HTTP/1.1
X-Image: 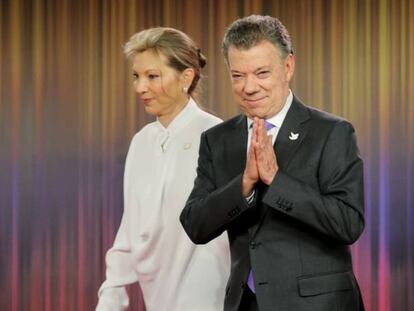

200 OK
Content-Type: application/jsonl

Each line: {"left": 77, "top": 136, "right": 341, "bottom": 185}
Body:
{"left": 144, "top": 106, "right": 158, "bottom": 116}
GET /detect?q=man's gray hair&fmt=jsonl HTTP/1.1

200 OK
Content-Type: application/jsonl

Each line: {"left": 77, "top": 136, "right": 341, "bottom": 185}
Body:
{"left": 222, "top": 15, "right": 293, "bottom": 63}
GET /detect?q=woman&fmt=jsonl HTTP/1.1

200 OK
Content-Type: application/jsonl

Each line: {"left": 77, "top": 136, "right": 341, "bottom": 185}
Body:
{"left": 96, "top": 28, "right": 230, "bottom": 311}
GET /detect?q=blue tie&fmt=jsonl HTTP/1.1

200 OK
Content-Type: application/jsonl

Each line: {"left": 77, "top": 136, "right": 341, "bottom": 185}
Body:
{"left": 264, "top": 120, "right": 274, "bottom": 131}
{"left": 247, "top": 270, "right": 255, "bottom": 293}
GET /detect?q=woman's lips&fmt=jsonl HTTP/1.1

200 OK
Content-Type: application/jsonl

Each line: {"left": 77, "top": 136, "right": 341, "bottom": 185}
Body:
{"left": 142, "top": 98, "right": 152, "bottom": 105}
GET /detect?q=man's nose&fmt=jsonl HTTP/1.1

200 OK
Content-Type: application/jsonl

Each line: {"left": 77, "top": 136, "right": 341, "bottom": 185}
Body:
{"left": 243, "top": 75, "right": 259, "bottom": 95}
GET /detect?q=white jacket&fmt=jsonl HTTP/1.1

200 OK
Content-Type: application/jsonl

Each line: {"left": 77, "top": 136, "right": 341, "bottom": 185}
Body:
{"left": 96, "top": 99, "right": 230, "bottom": 311}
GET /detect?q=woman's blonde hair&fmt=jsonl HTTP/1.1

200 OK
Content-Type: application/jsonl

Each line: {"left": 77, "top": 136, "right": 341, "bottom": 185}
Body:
{"left": 124, "top": 27, "right": 206, "bottom": 96}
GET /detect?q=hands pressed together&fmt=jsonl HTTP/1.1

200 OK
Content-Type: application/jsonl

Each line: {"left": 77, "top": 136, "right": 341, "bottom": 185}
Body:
{"left": 242, "top": 118, "right": 279, "bottom": 197}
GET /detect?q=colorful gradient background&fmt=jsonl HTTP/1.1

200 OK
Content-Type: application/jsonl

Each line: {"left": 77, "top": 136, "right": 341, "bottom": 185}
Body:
{"left": 1, "top": 0, "right": 413, "bottom": 310}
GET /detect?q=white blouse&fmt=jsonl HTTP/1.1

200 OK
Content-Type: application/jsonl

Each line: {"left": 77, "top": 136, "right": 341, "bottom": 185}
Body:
{"left": 96, "top": 98, "right": 230, "bottom": 311}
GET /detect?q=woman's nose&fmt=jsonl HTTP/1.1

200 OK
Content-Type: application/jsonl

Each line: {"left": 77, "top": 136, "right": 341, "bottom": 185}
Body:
{"left": 135, "top": 78, "right": 147, "bottom": 94}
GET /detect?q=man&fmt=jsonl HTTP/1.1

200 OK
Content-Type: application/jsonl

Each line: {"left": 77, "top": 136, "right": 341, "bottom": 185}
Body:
{"left": 180, "top": 15, "right": 365, "bottom": 311}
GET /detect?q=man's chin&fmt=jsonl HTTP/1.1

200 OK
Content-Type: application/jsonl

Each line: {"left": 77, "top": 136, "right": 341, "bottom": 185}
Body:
{"left": 244, "top": 110, "right": 267, "bottom": 119}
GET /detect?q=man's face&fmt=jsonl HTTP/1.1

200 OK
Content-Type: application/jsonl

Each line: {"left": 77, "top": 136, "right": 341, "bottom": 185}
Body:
{"left": 227, "top": 40, "right": 295, "bottom": 119}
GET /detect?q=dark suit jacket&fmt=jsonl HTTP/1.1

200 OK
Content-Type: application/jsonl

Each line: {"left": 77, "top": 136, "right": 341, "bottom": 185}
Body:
{"left": 180, "top": 96, "right": 365, "bottom": 311}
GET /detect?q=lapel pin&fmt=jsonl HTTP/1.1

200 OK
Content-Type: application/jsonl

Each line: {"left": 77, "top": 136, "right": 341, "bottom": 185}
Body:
{"left": 183, "top": 142, "right": 192, "bottom": 150}
{"left": 289, "top": 132, "right": 299, "bottom": 141}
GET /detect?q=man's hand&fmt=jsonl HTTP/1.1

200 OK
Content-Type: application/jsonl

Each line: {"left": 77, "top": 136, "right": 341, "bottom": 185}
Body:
{"left": 253, "top": 118, "right": 278, "bottom": 185}
{"left": 242, "top": 118, "right": 279, "bottom": 196}
{"left": 242, "top": 121, "right": 259, "bottom": 196}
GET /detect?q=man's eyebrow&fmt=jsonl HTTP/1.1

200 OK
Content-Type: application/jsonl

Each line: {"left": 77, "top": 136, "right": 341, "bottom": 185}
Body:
{"left": 230, "top": 70, "right": 244, "bottom": 74}
{"left": 255, "top": 66, "right": 270, "bottom": 72}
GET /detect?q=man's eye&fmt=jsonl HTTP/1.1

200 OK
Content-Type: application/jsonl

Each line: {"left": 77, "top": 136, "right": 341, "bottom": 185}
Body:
{"left": 257, "top": 71, "right": 270, "bottom": 78}
{"left": 231, "top": 74, "right": 243, "bottom": 80}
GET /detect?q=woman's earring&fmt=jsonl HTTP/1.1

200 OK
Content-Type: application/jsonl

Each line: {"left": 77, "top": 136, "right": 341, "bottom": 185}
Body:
{"left": 182, "top": 86, "right": 188, "bottom": 94}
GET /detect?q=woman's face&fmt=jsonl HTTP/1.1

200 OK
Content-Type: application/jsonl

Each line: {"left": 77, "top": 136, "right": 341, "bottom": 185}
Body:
{"left": 132, "top": 50, "right": 190, "bottom": 125}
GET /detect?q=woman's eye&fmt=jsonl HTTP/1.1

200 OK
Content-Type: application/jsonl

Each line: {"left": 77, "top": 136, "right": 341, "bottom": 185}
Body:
{"left": 132, "top": 73, "right": 138, "bottom": 80}
{"left": 148, "top": 74, "right": 159, "bottom": 80}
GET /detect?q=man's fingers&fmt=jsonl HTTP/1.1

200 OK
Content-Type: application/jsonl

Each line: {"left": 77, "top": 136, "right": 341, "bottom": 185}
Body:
{"left": 252, "top": 120, "right": 278, "bottom": 185}
{"left": 256, "top": 118, "right": 265, "bottom": 144}
{"left": 266, "top": 133, "right": 273, "bottom": 147}
{"left": 244, "top": 123, "right": 260, "bottom": 181}
{"left": 252, "top": 118, "right": 259, "bottom": 145}
{"left": 247, "top": 141, "right": 255, "bottom": 163}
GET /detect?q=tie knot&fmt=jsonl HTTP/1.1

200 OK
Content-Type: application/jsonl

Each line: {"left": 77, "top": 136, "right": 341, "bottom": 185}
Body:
{"left": 264, "top": 121, "right": 275, "bottom": 131}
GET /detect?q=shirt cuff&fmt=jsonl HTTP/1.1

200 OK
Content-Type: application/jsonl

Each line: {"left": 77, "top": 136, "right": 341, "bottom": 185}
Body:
{"left": 245, "top": 189, "right": 256, "bottom": 206}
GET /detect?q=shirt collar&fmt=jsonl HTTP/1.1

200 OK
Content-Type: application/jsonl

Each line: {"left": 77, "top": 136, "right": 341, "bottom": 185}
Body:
{"left": 247, "top": 90, "right": 293, "bottom": 129}
{"left": 155, "top": 97, "right": 198, "bottom": 135}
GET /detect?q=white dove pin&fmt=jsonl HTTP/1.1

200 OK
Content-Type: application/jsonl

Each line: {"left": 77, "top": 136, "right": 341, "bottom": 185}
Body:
{"left": 289, "top": 132, "right": 299, "bottom": 141}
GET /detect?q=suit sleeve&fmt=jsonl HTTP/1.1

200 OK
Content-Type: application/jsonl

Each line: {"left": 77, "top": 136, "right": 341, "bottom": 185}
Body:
{"left": 263, "top": 120, "right": 365, "bottom": 244}
{"left": 180, "top": 132, "right": 251, "bottom": 244}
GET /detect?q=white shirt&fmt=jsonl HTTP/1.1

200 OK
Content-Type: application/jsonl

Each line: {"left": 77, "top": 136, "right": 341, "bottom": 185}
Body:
{"left": 96, "top": 98, "right": 230, "bottom": 311}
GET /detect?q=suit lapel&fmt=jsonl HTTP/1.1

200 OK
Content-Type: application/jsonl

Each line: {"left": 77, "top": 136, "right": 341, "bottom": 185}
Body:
{"left": 250, "top": 96, "right": 310, "bottom": 238}
{"left": 274, "top": 96, "right": 310, "bottom": 170}
{"left": 226, "top": 114, "right": 248, "bottom": 179}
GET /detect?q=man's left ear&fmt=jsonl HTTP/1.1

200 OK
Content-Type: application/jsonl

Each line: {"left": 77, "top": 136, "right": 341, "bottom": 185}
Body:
{"left": 285, "top": 54, "right": 295, "bottom": 81}
{"left": 181, "top": 68, "right": 195, "bottom": 90}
